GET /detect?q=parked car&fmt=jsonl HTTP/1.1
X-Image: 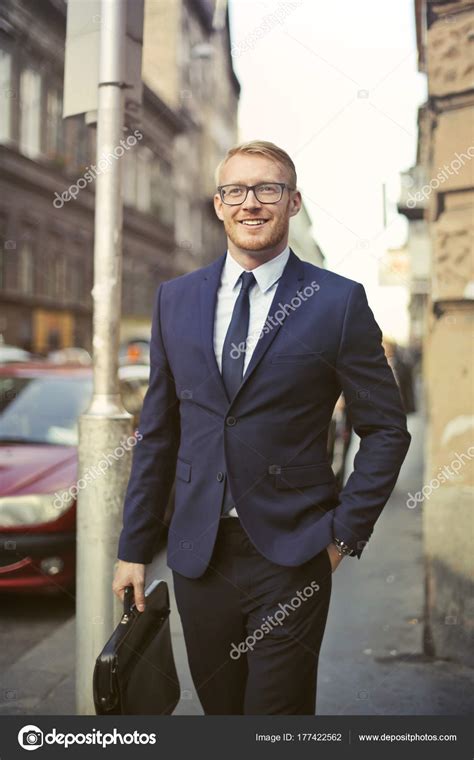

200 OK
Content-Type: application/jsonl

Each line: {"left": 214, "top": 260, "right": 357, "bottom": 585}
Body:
{"left": 47, "top": 347, "right": 92, "bottom": 365}
{"left": 0, "top": 344, "right": 37, "bottom": 364}
{"left": 119, "top": 338, "right": 150, "bottom": 366}
{"left": 0, "top": 362, "right": 150, "bottom": 594}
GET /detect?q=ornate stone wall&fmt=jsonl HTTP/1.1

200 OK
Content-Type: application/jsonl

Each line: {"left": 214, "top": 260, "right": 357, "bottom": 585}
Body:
{"left": 418, "top": 0, "right": 474, "bottom": 666}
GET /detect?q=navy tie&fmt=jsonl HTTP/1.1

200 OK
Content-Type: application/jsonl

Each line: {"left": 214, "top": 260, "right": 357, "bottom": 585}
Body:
{"left": 220, "top": 270, "right": 256, "bottom": 515}
{"left": 221, "top": 270, "right": 257, "bottom": 401}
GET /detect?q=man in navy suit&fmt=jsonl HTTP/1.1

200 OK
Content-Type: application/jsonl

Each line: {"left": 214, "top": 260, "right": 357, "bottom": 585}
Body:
{"left": 113, "top": 140, "right": 411, "bottom": 715}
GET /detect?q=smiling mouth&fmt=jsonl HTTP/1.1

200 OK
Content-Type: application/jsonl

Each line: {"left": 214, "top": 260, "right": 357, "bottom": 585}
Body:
{"left": 238, "top": 219, "right": 269, "bottom": 227}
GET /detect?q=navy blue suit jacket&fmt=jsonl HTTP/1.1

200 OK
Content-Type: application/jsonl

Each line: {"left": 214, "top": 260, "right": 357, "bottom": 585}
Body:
{"left": 117, "top": 249, "right": 411, "bottom": 577}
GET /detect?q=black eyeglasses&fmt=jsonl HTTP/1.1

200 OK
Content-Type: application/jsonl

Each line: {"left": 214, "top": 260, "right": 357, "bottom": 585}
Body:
{"left": 217, "top": 182, "right": 295, "bottom": 205}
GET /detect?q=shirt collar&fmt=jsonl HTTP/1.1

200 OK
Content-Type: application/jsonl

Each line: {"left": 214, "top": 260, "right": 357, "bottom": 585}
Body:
{"left": 223, "top": 246, "right": 290, "bottom": 294}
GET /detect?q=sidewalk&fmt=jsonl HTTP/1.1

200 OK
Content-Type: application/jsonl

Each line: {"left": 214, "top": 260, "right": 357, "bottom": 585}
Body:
{"left": 1, "top": 411, "right": 473, "bottom": 715}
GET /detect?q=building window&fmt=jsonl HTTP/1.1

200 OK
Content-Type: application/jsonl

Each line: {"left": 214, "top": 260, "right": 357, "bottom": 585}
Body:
{"left": 175, "top": 196, "right": 191, "bottom": 244}
{"left": 18, "top": 240, "right": 34, "bottom": 294}
{"left": 19, "top": 67, "right": 42, "bottom": 158}
{"left": 191, "top": 203, "right": 202, "bottom": 250}
{"left": 122, "top": 146, "right": 138, "bottom": 207}
{"left": 63, "top": 116, "right": 92, "bottom": 173}
{"left": 2, "top": 241, "right": 18, "bottom": 291}
{"left": 67, "top": 249, "right": 86, "bottom": 305}
{"left": 0, "top": 238, "right": 33, "bottom": 295}
{"left": 37, "top": 250, "right": 55, "bottom": 299}
{"left": 122, "top": 256, "right": 150, "bottom": 315}
{"left": 151, "top": 158, "right": 174, "bottom": 227}
{"left": 0, "top": 48, "right": 13, "bottom": 143}
{"left": 75, "top": 117, "right": 91, "bottom": 171}
{"left": 68, "top": 258, "right": 77, "bottom": 303}
{"left": 46, "top": 87, "right": 64, "bottom": 161}
{"left": 75, "top": 261, "right": 85, "bottom": 304}
{"left": 136, "top": 146, "right": 153, "bottom": 213}
{"left": 122, "top": 144, "right": 174, "bottom": 227}
{"left": 54, "top": 253, "right": 66, "bottom": 300}
{"left": 39, "top": 234, "right": 64, "bottom": 299}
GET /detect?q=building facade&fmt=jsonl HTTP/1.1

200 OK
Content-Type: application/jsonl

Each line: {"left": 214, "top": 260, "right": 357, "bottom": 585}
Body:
{"left": 397, "top": 115, "right": 432, "bottom": 351}
{"left": 0, "top": 0, "right": 240, "bottom": 352}
{"left": 414, "top": 0, "right": 474, "bottom": 666}
{"left": 142, "top": 0, "right": 240, "bottom": 268}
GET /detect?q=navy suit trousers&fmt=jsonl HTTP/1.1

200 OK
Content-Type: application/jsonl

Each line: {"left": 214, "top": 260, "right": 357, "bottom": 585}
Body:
{"left": 172, "top": 518, "right": 332, "bottom": 715}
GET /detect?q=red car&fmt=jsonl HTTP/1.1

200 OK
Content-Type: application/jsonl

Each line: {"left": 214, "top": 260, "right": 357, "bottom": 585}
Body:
{"left": 0, "top": 362, "right": 149, "bottom": 594}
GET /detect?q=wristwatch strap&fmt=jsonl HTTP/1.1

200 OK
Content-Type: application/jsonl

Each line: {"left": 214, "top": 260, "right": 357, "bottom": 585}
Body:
{"left": 333, "top": 538, "right": 357, "bottom": 557}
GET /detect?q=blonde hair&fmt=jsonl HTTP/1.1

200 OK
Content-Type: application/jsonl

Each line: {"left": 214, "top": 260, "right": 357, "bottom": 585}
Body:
{"left": 214, "top": 140, "right": 297, "bottom": 189}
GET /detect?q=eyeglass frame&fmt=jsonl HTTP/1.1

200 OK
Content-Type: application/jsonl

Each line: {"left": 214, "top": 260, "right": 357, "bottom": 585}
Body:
{"left": 216, "top": 182, "right": 296, "bottom": 205}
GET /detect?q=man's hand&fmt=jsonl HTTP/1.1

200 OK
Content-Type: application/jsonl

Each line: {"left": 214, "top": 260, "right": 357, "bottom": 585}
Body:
{"left": 325, "top": 542, "right": 344, "bottom": 573}
{"left": 112, "top": 560, "right": 146, "bottom": 611}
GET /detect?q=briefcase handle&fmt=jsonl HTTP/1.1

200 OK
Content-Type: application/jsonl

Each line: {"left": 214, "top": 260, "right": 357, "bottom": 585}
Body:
{"left": 123, "top": 584, "right": 134, "bottom": 617}
{"left": 122, "top": 579, "right": 170, "bottom": 619}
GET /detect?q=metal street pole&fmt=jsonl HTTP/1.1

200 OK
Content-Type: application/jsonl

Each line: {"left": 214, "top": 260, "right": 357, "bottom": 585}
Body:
{"left": 75, "top": 0, "right": 133, "bottom": 715}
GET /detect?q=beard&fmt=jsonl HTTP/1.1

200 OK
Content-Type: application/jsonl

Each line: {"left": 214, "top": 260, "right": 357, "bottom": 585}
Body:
{"left": 223, "top": 209, "right": 290, "bottom": 253}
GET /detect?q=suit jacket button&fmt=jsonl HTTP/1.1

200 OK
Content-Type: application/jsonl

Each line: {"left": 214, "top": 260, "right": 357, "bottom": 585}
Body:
{"left": 226, "top": 416, "right": 237, "bottom": 426}
{"left": 217, "top": 472, "right": 224, "bottom": 482}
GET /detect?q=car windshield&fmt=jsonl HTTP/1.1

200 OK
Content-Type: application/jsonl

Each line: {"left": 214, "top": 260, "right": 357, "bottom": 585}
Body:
{"left": 0, "top": 375, "right": 93, "bottom": 446}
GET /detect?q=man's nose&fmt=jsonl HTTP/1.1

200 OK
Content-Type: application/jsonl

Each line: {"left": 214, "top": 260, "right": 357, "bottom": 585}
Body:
{"left": 242, "top": 187, "right": 262, "bottom": 209}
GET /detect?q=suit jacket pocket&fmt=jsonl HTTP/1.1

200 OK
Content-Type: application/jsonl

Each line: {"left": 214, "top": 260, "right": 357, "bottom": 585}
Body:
{"left": 271, "top": 461, "right": 335, "bottom": 489}
{"left": 271, "top": 352, "right": 322, "bottom": 364}
{"left": 176, "top": 457, "right": 192, "bottom": 482}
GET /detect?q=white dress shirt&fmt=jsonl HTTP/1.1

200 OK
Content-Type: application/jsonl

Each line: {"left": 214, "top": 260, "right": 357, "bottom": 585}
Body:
{"left": 213, "top": 245, "right": 290, "bottom": 516}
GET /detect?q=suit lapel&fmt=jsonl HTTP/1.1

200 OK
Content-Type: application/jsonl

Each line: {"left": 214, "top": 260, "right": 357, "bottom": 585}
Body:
{"left": 239, "top": 249, "right": 305, "bottom": 394}
{"left": 200, "top": 252, "right": 229, "bottom": 405}
{"left": 199, "top": 248, "right": 306, "bottom": 406}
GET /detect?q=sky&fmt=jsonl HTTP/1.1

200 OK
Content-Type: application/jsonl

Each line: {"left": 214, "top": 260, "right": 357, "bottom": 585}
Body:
{"left": 228, "top": 0, "right": 427, "bottom": 342}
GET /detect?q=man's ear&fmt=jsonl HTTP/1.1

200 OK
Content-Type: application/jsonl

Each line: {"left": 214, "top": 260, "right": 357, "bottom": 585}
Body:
{"left": 214, "top": 194, "right": 224, "bottom": 221}
{"left": 289, "top": 190, "right": 302, "bottom": 218}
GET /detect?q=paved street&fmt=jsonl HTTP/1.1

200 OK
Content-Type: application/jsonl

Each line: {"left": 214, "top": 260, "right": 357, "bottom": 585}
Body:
{"left": 0, "top": 593, "right": 74, "bottom": 676}
{"left": 0, "top": 409, "right": 473, "bottom": 716}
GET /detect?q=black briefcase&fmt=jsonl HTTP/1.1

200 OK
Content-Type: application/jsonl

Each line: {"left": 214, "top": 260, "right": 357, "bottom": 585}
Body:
{"left": 93, "top": 579, "right": 181, "bottom": 715}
